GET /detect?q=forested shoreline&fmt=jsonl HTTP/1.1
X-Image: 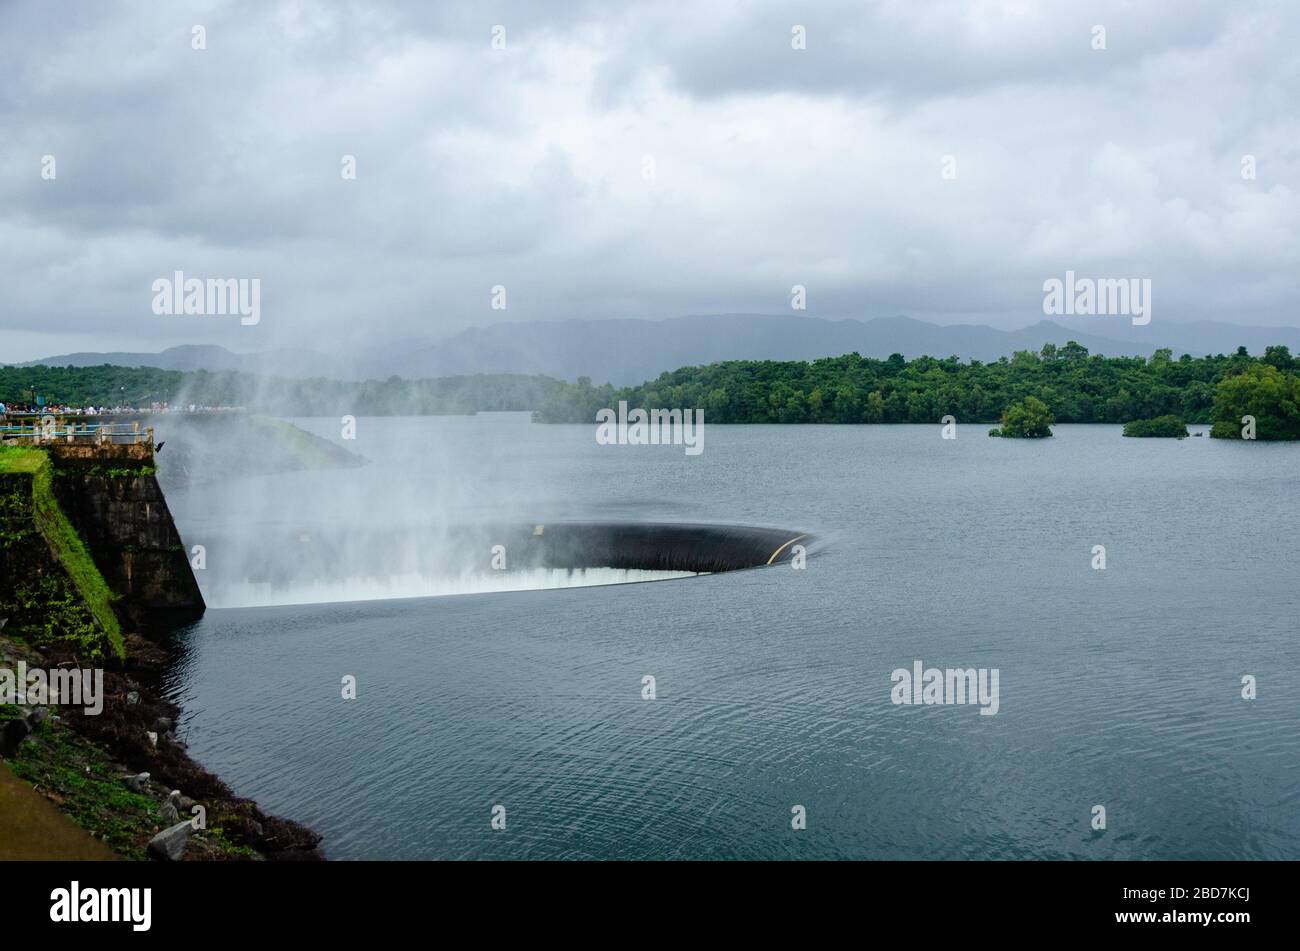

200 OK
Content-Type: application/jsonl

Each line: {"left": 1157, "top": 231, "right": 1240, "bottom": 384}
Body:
{"left": 5, "top": 341, "right": 1300, "bottom": 439}
{"left": 532, "top": 343, "right": 1300, "bottom": 438}
{"left": 0, "top": 365, "right": 558, "bottom": 416}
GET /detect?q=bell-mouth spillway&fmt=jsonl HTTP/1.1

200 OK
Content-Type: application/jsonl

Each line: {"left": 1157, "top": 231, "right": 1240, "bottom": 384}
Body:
{"left": 464, "top": 522, "right": 813, "bottom": 575}
{"left": 183, "top": 521, "right": 817, "bottom": 608}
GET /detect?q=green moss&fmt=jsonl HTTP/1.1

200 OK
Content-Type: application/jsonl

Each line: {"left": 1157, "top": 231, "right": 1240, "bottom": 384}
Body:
{"left": 207, "top": 827, "right": 260, "bottom": 859}
{"left": 0, "top": 446, "right": 45, "bottom": 475}
{"left": 54, "top": 465, "right": 157, "bottom": 478}
{"left": 0, "top": 447, "right": 123, "bottom": 659}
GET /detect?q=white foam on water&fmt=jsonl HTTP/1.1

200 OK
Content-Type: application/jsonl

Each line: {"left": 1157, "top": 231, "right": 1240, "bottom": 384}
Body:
{"left": 207, "top": 566, "right": 700, "bottom": 608}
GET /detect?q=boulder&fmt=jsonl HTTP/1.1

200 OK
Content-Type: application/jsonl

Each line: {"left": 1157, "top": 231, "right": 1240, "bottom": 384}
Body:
{"left": 147, "top": 820, "right": 192, "bottom": 861}
{"left": 160, "top": 790, "right": 181, "bottom": 824}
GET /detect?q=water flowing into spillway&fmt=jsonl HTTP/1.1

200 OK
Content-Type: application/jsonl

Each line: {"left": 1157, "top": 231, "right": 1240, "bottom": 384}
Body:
{"left": 208, "top": 566, "right": 699, "bottom": 608}
{"left": 182, "top": 521, "right": 811, "bottom": 608}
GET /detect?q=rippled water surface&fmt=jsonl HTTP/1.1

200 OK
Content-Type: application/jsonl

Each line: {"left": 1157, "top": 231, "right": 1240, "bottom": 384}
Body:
{"left": 163, "top": 416, "right": 1300, "bottom": 859}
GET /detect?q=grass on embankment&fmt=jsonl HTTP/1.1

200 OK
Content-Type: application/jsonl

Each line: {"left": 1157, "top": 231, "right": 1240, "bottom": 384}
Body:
{"left": 0, "top": 446, "right": 124, "bottom": 659}
{"left": 246, "top": 414, "right": 364, "bottom": 468}
{"left": 2, "top": 717, "right": 156, "bottom": 859}
{"left": 0, "top": 701, "right": 258, "bottom": 860}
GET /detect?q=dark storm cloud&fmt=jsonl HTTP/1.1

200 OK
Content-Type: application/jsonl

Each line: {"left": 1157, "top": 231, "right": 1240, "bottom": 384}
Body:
{"left": 1, "top": 0, "right": 1297, "bottom": 362}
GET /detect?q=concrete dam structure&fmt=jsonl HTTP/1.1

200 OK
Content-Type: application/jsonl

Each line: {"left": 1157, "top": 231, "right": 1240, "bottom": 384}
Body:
{"left": 0, "top": 428, "right": 204, "bottom": 658}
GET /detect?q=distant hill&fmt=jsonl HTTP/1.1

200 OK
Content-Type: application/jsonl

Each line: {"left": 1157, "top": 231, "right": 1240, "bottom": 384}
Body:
{"left": 366, "top": 315, "right": 1300, "bottom": 384}
{"left": 382, "top": 315, "right": 1156, "bottom": 384}
{"left": 12, "top": 344, "right": 355, "bottom": 379}
{"left": 16, "top": 316, "right": 1300, "bottom": 386}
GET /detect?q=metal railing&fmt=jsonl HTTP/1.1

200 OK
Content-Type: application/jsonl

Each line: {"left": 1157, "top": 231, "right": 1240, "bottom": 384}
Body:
{"left": 0, "top": 420, "right": 154, "bottom": 446}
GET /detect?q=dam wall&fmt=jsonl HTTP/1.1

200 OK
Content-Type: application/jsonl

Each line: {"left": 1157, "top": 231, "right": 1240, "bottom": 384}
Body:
{"left": 47, "top": 442, "right": 205, "bottom": 628}
{"left": 0, "top": 450, "right": 124, "bottom": 659}
{"left": 0, "top": 439, "right": 203, "bottom": 658}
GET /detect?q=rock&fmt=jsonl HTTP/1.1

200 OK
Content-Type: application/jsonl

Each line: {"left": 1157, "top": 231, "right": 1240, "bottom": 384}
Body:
{"left": 27, "top": 706, "right": 49, "bottom": 727}
{"left": 163, "top": 730, "right": 186, "bottom": 749}
{"left": 124, "top": 772, "right": 151, "bottom": 793}
{"left": 147, "top": 820, "right": 192, "bottom": 861}
{"left": 0, "top": 717, "right": 32, "bottom": 756}
{"left": 145, "top": 731, "right": 158, "bottom": 748}
{"left": 152, "top": 717, "right": 174, "bottom": 733}
{"left": 160, "top": 790, "right": 180, "bottom": 824}
{"left": 126, "top": 691, "right": 140, "bottom": 705}
{"left": 176, "top": 791, "right": 197, "bottom": 812}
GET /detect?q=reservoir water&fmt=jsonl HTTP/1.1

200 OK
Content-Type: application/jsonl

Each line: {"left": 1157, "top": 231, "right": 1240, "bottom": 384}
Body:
{"left": 162, "top": 415, "right": 1300, "bottom": 859}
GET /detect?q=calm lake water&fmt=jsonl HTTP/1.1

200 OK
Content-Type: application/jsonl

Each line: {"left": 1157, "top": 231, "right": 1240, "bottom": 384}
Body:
{"left": 163, "top": 416, "right": 1300, "bottom": 859}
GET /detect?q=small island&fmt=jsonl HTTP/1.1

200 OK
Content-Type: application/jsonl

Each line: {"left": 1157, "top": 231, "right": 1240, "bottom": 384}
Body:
{"left": 1123, "top": 415, "right": 1189, "bottom": 438}
{"left": 988, "top": 396, "right": 1054, "bottom": 438}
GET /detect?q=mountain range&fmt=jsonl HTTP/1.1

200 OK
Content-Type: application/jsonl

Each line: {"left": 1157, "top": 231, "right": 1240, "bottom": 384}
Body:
{"left": 14, "top": 315, "right": 1300, "bottom": 386}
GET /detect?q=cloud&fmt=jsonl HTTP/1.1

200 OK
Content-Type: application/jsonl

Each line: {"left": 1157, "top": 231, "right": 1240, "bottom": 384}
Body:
{"left": 1, "top": 0, "right": 1297, "bottom": 362}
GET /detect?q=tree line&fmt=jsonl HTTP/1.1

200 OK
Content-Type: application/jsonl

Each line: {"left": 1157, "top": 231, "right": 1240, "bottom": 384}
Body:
{"left": 532, "top": 343, "right": 1300, "bottom": 438}
{"left": 6, "top": 342, "right": 1300, "bottom": 439}
{"left": 0, "top": 365, "right": 561, "bottom": 416}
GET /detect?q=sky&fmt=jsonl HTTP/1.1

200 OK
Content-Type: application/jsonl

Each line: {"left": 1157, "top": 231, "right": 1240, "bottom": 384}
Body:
{"left": 1, "top": 0, "right": 1298, "bottom": 362}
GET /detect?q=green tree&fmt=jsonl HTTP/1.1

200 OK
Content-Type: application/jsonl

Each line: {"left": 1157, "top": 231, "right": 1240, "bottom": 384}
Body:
{"left": 989, "top": 396, "right": 1054, "bottom": 438}
{"left": 1209, "top": 364, "right": 1300, "bottom": 440}
{"left": 1059, "top": 341, "right": 1090, "bottom": 363}
{"left": 1263, "top": 345, "right": 1293, "bottom": 370}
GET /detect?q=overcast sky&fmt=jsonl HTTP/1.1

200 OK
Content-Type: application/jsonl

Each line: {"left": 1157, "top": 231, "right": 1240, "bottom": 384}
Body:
{"left": 2, "top": 0, "right": 1298, "bottom": 362}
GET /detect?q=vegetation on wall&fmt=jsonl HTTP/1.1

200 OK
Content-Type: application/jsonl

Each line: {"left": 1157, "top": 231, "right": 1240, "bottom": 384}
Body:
{"left": 0, "top": 446, "right": 124, "bottom": 660}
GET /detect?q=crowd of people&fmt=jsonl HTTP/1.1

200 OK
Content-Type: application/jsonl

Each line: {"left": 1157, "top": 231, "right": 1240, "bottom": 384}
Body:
{"left": 1, "top": 402, "right": 133, "bottom": 417}
{"left": 0, "top": 401, "right": 246, "bottom": 419}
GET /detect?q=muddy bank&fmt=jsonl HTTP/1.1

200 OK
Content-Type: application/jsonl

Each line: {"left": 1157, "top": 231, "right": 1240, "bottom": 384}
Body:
{"left": 0, "top": 759, "right": 118, "bottom": 861}
{"left": 1, "top": 631, "right": 323, "bottom": 861}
